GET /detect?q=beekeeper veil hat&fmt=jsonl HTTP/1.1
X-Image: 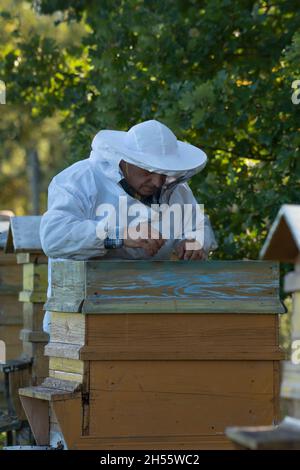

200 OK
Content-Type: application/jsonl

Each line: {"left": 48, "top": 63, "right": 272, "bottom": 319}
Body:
{"left": 90, "top": 119, "right": 207, "bottom": 184}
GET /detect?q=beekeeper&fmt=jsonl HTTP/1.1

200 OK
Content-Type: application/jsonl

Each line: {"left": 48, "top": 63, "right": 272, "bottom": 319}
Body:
{"left": 40, "top": 119, "right": 217, "bottom": 331}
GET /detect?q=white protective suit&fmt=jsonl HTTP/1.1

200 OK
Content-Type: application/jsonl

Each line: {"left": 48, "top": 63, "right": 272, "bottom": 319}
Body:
{"left": 40, "top": 134, "right": 218, "bottom": 331}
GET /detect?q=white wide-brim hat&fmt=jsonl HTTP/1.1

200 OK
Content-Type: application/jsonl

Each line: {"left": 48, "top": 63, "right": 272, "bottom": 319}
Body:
{"left": 92, "top": 119, "right": 207, "bottom": 178}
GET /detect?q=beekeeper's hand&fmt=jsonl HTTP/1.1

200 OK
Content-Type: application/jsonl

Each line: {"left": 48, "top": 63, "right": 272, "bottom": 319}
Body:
{"left": 175, "top": 239, "right": 207, "bottom": 261}
{"left": 124, "top": 221, "right": 165, "bottom": 256}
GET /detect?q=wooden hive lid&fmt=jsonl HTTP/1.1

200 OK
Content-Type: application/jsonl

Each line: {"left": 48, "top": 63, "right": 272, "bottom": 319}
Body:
{"left": 45, "top": 259, "right": 286, "bottom": 315}
{"left": 260, "top": 204, "right": 300, "bottom": 263}
{"left": 0, "top": 210, "right": 14, "bottom": 251}
{"left": 5, "top": 215, "right": 43, "bottom": 254}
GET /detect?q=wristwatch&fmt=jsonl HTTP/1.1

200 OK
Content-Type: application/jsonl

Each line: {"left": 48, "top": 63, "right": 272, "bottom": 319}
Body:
{"left": 104, "top": 237, "right": 124, "bottom": 249}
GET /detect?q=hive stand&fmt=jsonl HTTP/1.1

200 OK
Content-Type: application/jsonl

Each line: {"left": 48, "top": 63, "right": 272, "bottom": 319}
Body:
{"left": 20, "top": 259, "right": 284, "bottom": 450}
{"left": 1, "top": 216, "right": 48, "bottom": 443}
{"left": 226, "top": 204, "right": 300, "bottom": 449}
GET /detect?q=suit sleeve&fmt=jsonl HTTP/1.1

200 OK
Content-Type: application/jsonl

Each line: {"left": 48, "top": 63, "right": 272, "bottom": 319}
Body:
{"left": 40, "top": 178, "right": 108, "bottom": 260}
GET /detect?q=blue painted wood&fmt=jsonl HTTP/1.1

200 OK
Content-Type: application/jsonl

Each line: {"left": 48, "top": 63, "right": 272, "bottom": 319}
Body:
{"left": 45, "top": 260, "right": 285, "bottom": 314}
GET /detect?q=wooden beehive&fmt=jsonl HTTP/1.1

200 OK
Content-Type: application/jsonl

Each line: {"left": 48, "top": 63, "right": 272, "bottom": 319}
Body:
{"left": 3, "top": 216, "right": 49, "bottom": 426}
{"left": 260, "top": 204, "right": 300, "bottom": 418}
{"left": 0, "top": 212, "right": 23, "bottom": 407}
{"left": 226, "top": 204, "right": 300, "bottom": 449}
{"left": 20, "top": 259, "right": 284, "bottom": 450}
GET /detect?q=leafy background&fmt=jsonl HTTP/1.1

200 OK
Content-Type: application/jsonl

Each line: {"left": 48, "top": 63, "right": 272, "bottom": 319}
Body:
{"left": 1, "top": 0, "right": 299, "bottom": 261}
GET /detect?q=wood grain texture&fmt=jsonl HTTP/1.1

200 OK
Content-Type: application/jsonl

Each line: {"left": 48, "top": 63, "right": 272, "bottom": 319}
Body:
{"left": 50, "top": 313, "right": 85, "bottom": 345}
{"left": 80, "top": 313, "right": 284, "bottom": 361}
{"left": 44, "top": 261, "right": 85, "bottom": 312}
{"left": 45, "top": 260, "right": 284, "bottom": 314}
{"left": 88, "top": 360, "right": 276, "bottom": 438}
{"left": 45, "top": 343, "right": 82, "bottom": 360}
{"left": 83, "top": 260, "right": 284, "bottom": 314}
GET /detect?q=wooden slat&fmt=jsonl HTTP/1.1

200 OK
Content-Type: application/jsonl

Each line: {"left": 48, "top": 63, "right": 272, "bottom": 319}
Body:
{"left": 49, "top": 357, "right": 84, "bottom": 375}
{"left": 45, "top": 260, "right": 284, "bottom": 314}
{"left": 83, "top": 260, "right": 284, "bottom": 314}
{"left": 79, "top": 313, "right": 284, "bottom": 361}
{"left": 73, "top": 434, "right": 235, "bottom": 450}
{"left": 22, "top": 263, "right": 48, "bottom": 293}
{"left": 50, "top": 313, "right": 85, "bottom": 345}
{"left": 49, "top": 370, "right": 83, "bottom": 383}
{"left": 44, "top": 261, "right": 85, "bottom": 312}
{"left": 88, "top": 360, "right": 276, "bottom": 438}
{"left": 45, "top": 343, "right": 82, "bottom": 360}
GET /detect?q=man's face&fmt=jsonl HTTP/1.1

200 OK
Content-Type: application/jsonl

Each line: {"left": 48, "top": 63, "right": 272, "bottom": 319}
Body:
{"left": 120, "top": 160, "right": 167, "bottom": 196}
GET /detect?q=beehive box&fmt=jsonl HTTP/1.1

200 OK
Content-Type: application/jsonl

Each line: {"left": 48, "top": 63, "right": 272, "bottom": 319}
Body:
{"left": 1, "top": 216, "right": 48, "bottom": 430}
{"left": 260, "top": 204, "right": 300, "bottom": 418}
{"left": 0, "top": 215, "right": 23, "bottom": 407}
{"left": 20, "top": 259, "right": 285, "bottom": 450}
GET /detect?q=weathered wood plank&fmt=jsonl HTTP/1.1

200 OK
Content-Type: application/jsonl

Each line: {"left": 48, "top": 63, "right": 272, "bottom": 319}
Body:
{"left": 46, "top": 260, "right": 284, "bottom": 314}
{"left": 45, "top": 343, "right": 82, "bottom": 360}
{"left": 49, "top": 357, "right": 84, "bottom": 375}
{"left": 50, "top": 313, "right": 85, "bottom": 345}
{"left": 44, "top": 261, "right": 86, "bottom": 312}
{"left": 84, "top": 260, "right": 284, "bottom": 314}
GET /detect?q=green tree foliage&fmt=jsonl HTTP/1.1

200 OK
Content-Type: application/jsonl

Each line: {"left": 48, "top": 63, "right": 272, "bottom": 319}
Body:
{"left": 2, "top": 0, "right": 300, "bottom": 258}
{"left": 0, "top": 0, "right": 88, "bottom": 213}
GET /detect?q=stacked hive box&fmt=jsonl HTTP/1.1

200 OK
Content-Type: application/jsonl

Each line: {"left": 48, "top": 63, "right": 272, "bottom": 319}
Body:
{"left": 20, "top": 259, "right": 284, "bottom": 450}
{"left": 0, "top": 213, "right": 23, "bottom": 408}
{"left": 2, "top": 216, "right": 49, "bottom": 433}
{"left": 5, "top": 216, "right": 49, "bottom": 386}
